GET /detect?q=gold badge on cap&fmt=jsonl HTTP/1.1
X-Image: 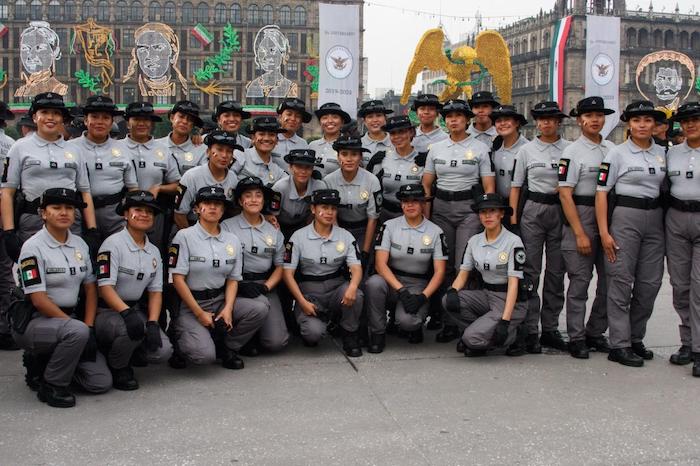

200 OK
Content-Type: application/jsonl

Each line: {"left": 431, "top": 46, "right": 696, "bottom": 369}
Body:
{"left": 75, "top": 250, "right": 83, "bottom": 262}
{"left": 226, "top": 244, "right": 235, "bottom": 256}
{"left": 184, "top": 152, "right": 194, "bottom": 162}
{"left": 111, "top": 148, "right": 121, "bottom": 157}
{"left": 422, "top": 235, "right": 431, "bottom": 246}
{"left": 360, "top": 191, "right": 369, "bottom": 200}
{"left": 336, "top": 241, "right": 345, "bottom": 253}
{"left": 155, "top": 150, "right": 165, "bottom": 160}
{"left": 64, "top": 151, "right": 74, "bottom": 160}
{"left": 498, "top": 251, "right": 508, "bottom": 263}
{"left": 265, "top": 235, "right": 274, "bottom": 246}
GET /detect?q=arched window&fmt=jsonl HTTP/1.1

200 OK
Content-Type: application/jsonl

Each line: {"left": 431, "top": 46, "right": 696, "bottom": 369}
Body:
{"left": 115, "top": 0, "right": 127, "bottom": 21}
{"left": 261, "top": 4, "right": 273, "bottom": 24}
{"left": 293, "top": 5, "right": 306, "bottom": 25}
{"left": 638, "top": 29, "right": 649, "bottom": 47}
{"left": 231, "top": 3, "right": 241, "bottom": 23}
{"left": 96, "top": 0, "right": 109, "bottom": 20}
{"left": 530, "top": 34, "right": 537, "bottom": 52}
{"left": 0, "top": 0, "right": 7, "bottom": 20}
{"left": 664, "top": 30, "right": 674, "bottom": 48}
{"left": 214, "top": 2, "right": 226, "bottom": 23}
{"left": 128, "top": 0, "right": 143, "bottom": 22}
{"left": 47, "top": 0, "right": 62, "bottom": 20}
{"left": 182, "top": 2, "right": 194, "bottom": 23}
{"left": 195, "top": 2, "right": 208, "bottom": 23}
{"left": 29, "top": 0, "right": 41, "bottom": 19}
{"left": 542, "top": 31, "right": 550, "bottom": 49}
{"left": 692, "top": 32, "right": 700, "bottom": 51}
{"left": 279, "top": 5, "right": 291, "bottom": 25}
{"left": 680, "top": 31, "right": 689, "bottom": 49}
{"left": 15, "top": 0, "right": 28, "bottom": 21}
{"left": 65, "top": 0, "right": 75, "bottom": 19}
{"left": 626, "top": 28, "right": 636, "bottom": 47}
{"left": 163, "top": 1, "right": 175, "bottom": 22}
{"left": 653, "top": 29, "right": 663, "bottom": 48}
{"left": 521, "top": 38, "right": 528, "bottom": 54}
{"left": 248, "top": 4, "right": 259, "bottom": 24}
{"left": 148, "top": 1, "right": 160, "bottom": 21}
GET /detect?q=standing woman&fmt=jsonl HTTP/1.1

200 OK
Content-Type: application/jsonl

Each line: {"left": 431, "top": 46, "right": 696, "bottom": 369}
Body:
{"left": 358, "top": 100, "right": 393, "bottom": 164}
{"left": 442, "top": 193, "right": 528, "bottom": 356}
{"left": 595, "top": 100, "right": 667, "bottom": 367}
{"left": 156, "top": 101, "right": 207, "bottom": 177}
{"left": 489, "top": 105, "right": 529, "bottom": 202}
{"left": 15, "top": 188, "right": 111, "bottom": 408}
{"left": 411, "top": 94, "right": 447, "bottom": 154}
{"left": 168, "top": 186, "right": 268, "bottom": 369}
{"left": 365, "top": 184, "right": 447, "bottom": 352}
{"left": 232, "top": 116, "right": 288, "bottom": 186}
{"left": 221, "top": 177, "right": 288, "bottom": 354}
{"left": 212, "top": 101, "right": 252, "bottom": 150}
{"left": 309, "top": 103, "right": 351, "bottom": 176}
{"left": 662, "top": 102, "right": 700, "bottom": 375}
{"left": 559, "top": 97, "right": 616, "bottom": 359}
{"left": 282, "top": 189, "right": 364, "bottom": 357}
{"left": 276, "top": 98, "right": 311, "bottom": 169}
{"left": 509, "top": 101, "right": 571, "bottom": 353}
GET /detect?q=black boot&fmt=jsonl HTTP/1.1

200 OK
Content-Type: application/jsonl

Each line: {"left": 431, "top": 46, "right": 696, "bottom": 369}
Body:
{"left": 22, "top": 351, "right": 49, "bottom": 391}
{"left": 385, "top": 311, "right": 398, "bottom": 335}
{"left": 130, "top": 346, "right": 148, "bottom": 367}
{"left": 585, "top": 335, "right": 611, "bottom": 353}
{"left": 435, "top": 325, "right": 460, "bottom": 343}
{"left": 37, "top": 381, "right": 76, "bottom": 408}
{"left": 464, "top": 347, "right": 487, "bottom": 357}
{"left": 540, "top": 330, "right": 568, "bottom": 351}
{"left": 456, "top": 339, "right": 466, "bottom": 353}
{"left": 426, "top": 309, "right": 442, "bottom": 330}
{"left": 525, "top": 333, "right": 542, "bottom": 354}
{"left": 342, "top": 330, "right": 363, "bottom": 358}
{"left": 222, "top": 349, "right": 245, "bottom": 370}
{"left": 568, "top": 340, "right": 589, "bottom": 359}
{"left": 111, "top": 366, "right": 139, "bottom": 391}
{"left": 608, "top": 347, "right": 644, "bottom": 367}
{"left": 408, "top": 328, "right": 423, "bottom": 344}
{"left": 631, "top": 341, "right": 654, "bottom": 360}
{"left": 168, "top": 350, "right": 187, "bottom": 369}
{"left": 506, "top": 326, "right": 527, "bottom": 357}
{"left": 239, "top": 333, "right": 260, "bottom": 357}
{"left": 0, "top": 332, "right": 19, "bottom": 351}
{"left": 693, "top": 353, "right": 700, "bottom": 377}
{"left": 367, "top": 333, "right": 385, "bottom": 354}
{"left": 670, "top": 345, "right": 693, "bottom": 365}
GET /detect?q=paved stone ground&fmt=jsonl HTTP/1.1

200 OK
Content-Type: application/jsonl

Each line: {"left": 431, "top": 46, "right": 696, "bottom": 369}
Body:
{"left": 1, "top": 275, "right": 700, "bottom": 465}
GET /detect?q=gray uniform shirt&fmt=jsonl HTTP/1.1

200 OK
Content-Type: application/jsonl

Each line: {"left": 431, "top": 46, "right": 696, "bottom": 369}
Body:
{"left": 284, "top": 223, "right": 361, "bottom": 275}
{"left": 493, "top": 135, "right": 529, "bottom": 199}
{"left": 221, "top": 214, "right": 285, "bottom": 274}
{"left": 19, "top": 227, "right": 94, "bottom": 307}
{"left": 413, "top": 126, "right": 448, "bottom": 154}
{"left": 460, "top": 228, "right": 525, "bottom": 285}
{"left": 175, "top": 164, "right": 238, "bottom": 216}
{"left": 0, "top": 130, "right": 12, "bottom": 192}
{"left": 376, "top": 149, "right": 424, "bottom": 204}
{"left": 667, "top": 141, "right": 700, "bottom": 201}
{"left": 122, "top": 137, "right": 180, "bottom": 191}
{"left": 73, "top": 134, "right": 138, "bottom": 197}
{"left": 559, "top": 135, "right": 615, "bottom": 196}
{"left": 361, "top": 133, "right": 393, "bottom": 165}
{"left": 232, "top": 147, "right": 288, "bottom": 186}
{"left": 596, "top": 139, "right": 666, "bottom": 198}
{"left": 511, "top": 137, "right": 571, "bottom": 194}
{"left": 309, "top": 138, "right": 339, "bottom": 176}
{"left": 235, "top": 133, "right": 252, "bottom": 150}
{"left": 323, "top": 167, "right": 382, "bottom": 222}
{"left": 97, "top": 228, "right": 162, "bottom": 301}
{"left": 271, "top": 176, "right": 327, "bottom": 228}
{"left": 424, "top": 137, "right": 493, "bottom": 192}
{"left": 156, "top": 134, "right": 207, "bottom": 176}
{"left": 468, "top": 123, "right": 497, "bottom": 146}
{"left": 2, "top": 133, "right": 90, "bottom": 201}
{"left": 375, "top": 216, "right": 447, "bottom": 274}
{"left": 170, "top": 222, "right": 243, "bottom": 290}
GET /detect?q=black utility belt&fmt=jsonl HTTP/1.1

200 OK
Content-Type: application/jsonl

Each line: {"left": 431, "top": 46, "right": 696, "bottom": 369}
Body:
{"left": 190, "top": 287, "right": 225, "bottom": 300}
{"left": 298, "top": 270, "right": 343, "bottom": 283}
{"left": 242, "top": 271, "right": 272, "bottom": 281}
{"left": 93, "top": 191, "right": 124, "bottom": 208}
{"left": 528, "top": 191, "right": 560, "bottom": 205}
{"left": 616, "top": 195, "right": 660, "bottom": 210}
{"left": 20, "top": 198, "right": 41, "bottom": 215}
{"left": 382, "top": 199, "right": 402, "bottom": 212}
{"left": 483, "top": 283, "right": 508, "bottom": 292}
{"left": 572, "top": 195, "right": 595, "bottom": 207}
{"left": 97, "top": 299, "right": 138, "bottom": 309}
{"left": 670, "top": 197, "right": 700, "bottom": 213}
{"left": 339, "top": 218, "right": 367, "bottom": 229}
{"left": 434, "top": 188, "right": 472, "bottom": 202}
{"left": 392, "top": 268, "right": 428, "bottom": 280}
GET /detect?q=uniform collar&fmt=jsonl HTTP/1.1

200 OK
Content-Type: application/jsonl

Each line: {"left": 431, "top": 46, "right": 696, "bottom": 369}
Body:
{"left": 247, "top": 147, "right": 273, "bottom": 165}
{"left": 234, "top": 213, "right": 266, "bottom": 230}
{"left": 468, "top": 123, "right": 497, "bottom": 137}
{"left": 362, "top": 133, "right": 391, "bottom": 146}
{"left": 32, "top": 132, "right": 66, "bottom": 148}
{"left": 120, "top": 227, "right": 151, "bottom": 252}
{"left": 399, "top": 216, "right": 427, "bottom": 233}
{"left": 278, "top": 133, "right": 303, "bottom": 143}
{"left": 39, "top": 226, "right": 77, "bottom": 249}
{"left": 389, "top": 148, "right": 417, "bottom": 160}
{"left": 577, "top": 134, "right": 605, "bottom": 150}
{"left": 126, "top": 136, "right": 154, "bottom": 150}
{"left": 194, "top": 221, "right": 225, "bottom": 242}
{"left": 336, "top": 168, "right": 364, "bottom": 185}
{"left": 446, "top": 136, "right": 471, "bottom": 148}
{"left": 677, "top": 141, "right": 700, "bottom": 154}
{"left": 479, "top": 227, "right": 508, "bottom": 248}
{"left": 307, "top": 223, "right": 340, "bottom": 241}
{"left": 416, "top": 126, "right": 442, "bottom": 138}
{"left": 501, "top": 135, "right": 528, "bottom": 152}
{"left": 534, "top": 136, "right": 565, "bottom": 152}
{"left": 626, "top": 138, "right": 655, "bottom": 154}
{"left": 80, "top": 133, "right": 113, "bottom": 149}
{"left": 165, "top": 133, "right": 193, "bottom": 150}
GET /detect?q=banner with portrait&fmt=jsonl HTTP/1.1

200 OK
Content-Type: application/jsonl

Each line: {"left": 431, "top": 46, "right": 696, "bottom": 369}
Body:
{"left": 636, "top": 51, "right": 696, "bottom": 111}
{"left": 585, "top": 15, "right": 620, "bottom": 138}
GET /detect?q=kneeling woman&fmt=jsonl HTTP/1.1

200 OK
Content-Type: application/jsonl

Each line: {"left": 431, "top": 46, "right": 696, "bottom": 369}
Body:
{"left": 365, "top": 184, "right": 447, "bottom": 352}
{"left": 94, "top": 191, "right": 173, "bottom": 391}
{"left": 442, "top": 193, "right": 528, "bottom": 356}
{"left": 15, "top": 188, "right": 111, "bottom": 408}
{"left": 221, "top": 177, "right": 288, "bottom": 353}
{"left": 169, "top": 186, "right": 268, "bottom": 369}
{"left": 283, "top": 189, "right": 364, "bottom": 357}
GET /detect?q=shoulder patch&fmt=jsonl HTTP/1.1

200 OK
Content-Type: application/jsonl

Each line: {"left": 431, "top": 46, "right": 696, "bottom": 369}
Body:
{"left": 97, "top": 251, "right": 111, "bottom": 280}
{"left": 597, "top": 162, "right": 610, "bottom": 186}
{"left": 352, "top": 240, "right": 361, "bottom": 260}
{"left": 283, "top": 242, "right": 293, "bottom": 264}
{"left": 373, "top": 190, "right": 383, "bottom": 208}
{"left": 1, "top": 156, "right": 8, "bottom": 183}
{"left": 375, "top": 224, "right": 386, "bottom": 244}
{"left": 267, "top": 190, "right": 282, "bottom": 214}
{"left": 514, "top": 247, "right": 526, "bottom": 271}
{"left": 20, "top": 256, "right": 41, "bottom": 287}
{"left": 414, "top": 152, "right": 427, "bottom": 167}
{"left": 558, "top": 158, "right": 570, "bottom": 181}
{"left": 168, "top": 244, "right": 180, "bottom": 268}
{"left": 510, "top": 159, "right": 517, "bottom": 182}
{"left": 174, "top": 184, "right": 187, "bottom": 208}
{"left": 439, "top": 233, "right": 449, "bottom": 257}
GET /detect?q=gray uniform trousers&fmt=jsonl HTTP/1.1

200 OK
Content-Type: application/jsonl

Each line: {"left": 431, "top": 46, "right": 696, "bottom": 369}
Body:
{"left": 170, "top": 293, "right": 268, "bottom": 365}
{"left": 13, "top": 316, "right": 112, "bottom": 392}
{"left": 431, "top": 198, "right": 481, "bottom": 275}
{"left": 95, "top": 308, "right": 173, "bottom": 369}
{"left": 295, "top": 277, "right": 364, "bottom": 344}
{"left": 0, "top": 240, "right": 13, "bottom": 334}
{"left": 520, "top": 200, "right": 565, "bottom": 334}
{"left": 251, "top": 281, "right": 289, "bottom": 353}
{"left": 95, "top": 204, "right": 125, "bottom": 242}
{"left": 665, "top": 208, "right": 700, "bottom": 352}
{"left": 365, "top": 274, "right": 429, "bottom": 334}
{"left": 606, "top": 206, "right": 665, "bottom": 349}
{"left": 442, "top": 289, "right": 527, "bottom": 349}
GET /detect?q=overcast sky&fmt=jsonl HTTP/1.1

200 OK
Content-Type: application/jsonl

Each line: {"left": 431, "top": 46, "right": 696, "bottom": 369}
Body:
{"left": 363, "top": 0, "right": 698, "bottom": 97}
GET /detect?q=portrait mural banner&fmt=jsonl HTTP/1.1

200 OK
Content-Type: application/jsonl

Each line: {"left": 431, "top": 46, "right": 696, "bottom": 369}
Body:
{"left": 246, "top": 25, "right": 297, "bottom": 99}
{"left": 70, "top": 19, "right": 116, "bottom": 94}
{"left": 585, "top": 15, "right": 620, "bottom": 138}
{"left": 16, "top": 21, "right": 67, "bottom": 98}
{"left": 636, "top": 50, "right": 696, "bottom": 111}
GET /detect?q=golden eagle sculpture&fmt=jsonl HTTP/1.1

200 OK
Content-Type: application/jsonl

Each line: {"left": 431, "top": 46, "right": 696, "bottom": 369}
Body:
{"left": 401, "top": 28, "right": 512, "bottom": 105}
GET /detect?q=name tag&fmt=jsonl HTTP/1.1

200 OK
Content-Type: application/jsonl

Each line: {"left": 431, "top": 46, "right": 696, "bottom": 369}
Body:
{"left": 530, "top": 163, "right": 547, "bottom": 168}
{"left": 118, "top": 266, "right": 135, "bottom": 275}
{"left": 189, "top": 256, "right": 206, "bottom": 262}
{"left": 25, "top": 160, "right": 41, "bottom": 167}
{"left": 420, "top": 248, "right": 434, "bottom": 254}
{"left": 390, "top": 242, "right": 402, "bottom": 250}
{"left": 65, "top": 162, "right": 77, "bottom": 169}
{"left": 264, "top": 247, "right": 276, "bottom": 253}
{"left": 496, "top": 264, "right": 508, "bottom": 270}
{"left": 80, "top": 266, "right": 88, "bottom": 272}
{"left": 668, "top": 171, "right": 681, "bottom": 176}
{"left": 46, "top": 267, "right": 66, "bottom": 274}
{"left": 628, "top": 167, "right": 644, "bottom": 172}
{"left": 109, "top": 162, "right": 124, "bottom": 167}
{"left": 154, "top": 162, "right": 167, "bottom": 168}
{"left": 434, "top": 159, "right": 446, "bottom": 165}
{"left": 225, "top": 259, "right": 235, "bottom": 264}
{"left": 461, "top": 160, "right": 476, "bottom": 165}
{"left": 407, "top": 175, "right": 420, "bottom": 180}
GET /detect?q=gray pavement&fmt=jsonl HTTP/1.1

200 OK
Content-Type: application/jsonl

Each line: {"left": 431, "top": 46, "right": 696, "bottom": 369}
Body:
{"left": 2, "top": 275, "right": 700, "bottom": 465}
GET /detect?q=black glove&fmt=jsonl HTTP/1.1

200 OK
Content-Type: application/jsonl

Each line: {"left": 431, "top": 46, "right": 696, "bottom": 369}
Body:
{"left": 412, "top": 293, "right": 427, "bottom": 310}
{"left": 2, "top": 229, "right": 22, "bottom": 263}
{"left": 84, "top": 228, "right": 101, "bottom": 261}
{"left": 311, "top": 169, "right": 324, "bottom": 180}
{"left": 121, "top": 307, "right": 145, "bottom": 341}
{"left": 507, "top": 223, "right": 521, "bottom": 237}
{"left": 397, "top": 287, "right": 418, "bottom": 315}
{"left": 445, "top": 288, "right": 460, "bottom": 313}
{"left": 237, "top": 281, "right": 269, "bottom": 298}
{"left": 81, "top": 326, "right": 97, "bottom": 362}
{"left": 145, "top": 321, "right": 162, "bottom": 352}
{"left": 492, "top": 319, "right": 510, "bottom": 347}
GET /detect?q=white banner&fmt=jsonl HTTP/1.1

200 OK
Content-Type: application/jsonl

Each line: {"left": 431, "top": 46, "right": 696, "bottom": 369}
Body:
{"left": 318, "top": 3, "right": 360, "bottom": 116}
{"left": 585, "top": 15, "right": 621, "bottom": 138}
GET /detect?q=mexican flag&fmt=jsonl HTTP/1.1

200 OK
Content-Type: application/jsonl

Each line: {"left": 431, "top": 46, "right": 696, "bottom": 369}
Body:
{"left": 23, "top": 268, "right": 38, "bottom": 282}
{"left": 0, "top": 23, "right": 8, "bottom": 38}
{"left": 549, "top": 15, "right": 573, "bottom": 107}
{"left": 191, "top": 23, "right": 213, "bottom": 47}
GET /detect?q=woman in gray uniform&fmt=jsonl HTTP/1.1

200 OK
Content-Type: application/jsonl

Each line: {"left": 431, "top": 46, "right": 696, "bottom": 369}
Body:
{"left": 663, "top": 102, "right": 700, "bottom": 376}
{"left": 358, "top": 99, "right": 393, "bottom": 165}
{"left": 595, "top": 100, "right": 667, "bottom": 367}
{"left": 232, "top": 116, "right": 288, "bottom": 186}
{"left": 443, "top": 193, "right": 528, "bottom": 357}
{"left": 221, "top": 177, "right": 288, "bottom": 354}
{"left": 212, "top": 100, "right": 252, "bottom": 150}
{"left": 559, "top": 97, "right": 616, "bottom": 359}
{"left": 309, "top": 103, "right": 351, "bottom": 176}
{"left": 489, "top": 105, "right": 529, "bottom": 202}
{"left": 365, "top": 184, "right": 447, "bottom": 352}
{"left": 283, "top": 189, "right": 364, "bottom": 357}
{"left": 168, "top": 186, "right": 268, "bottom": 370}
{"left": 15, "top": 188, "right": 111, "bottom": 408}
